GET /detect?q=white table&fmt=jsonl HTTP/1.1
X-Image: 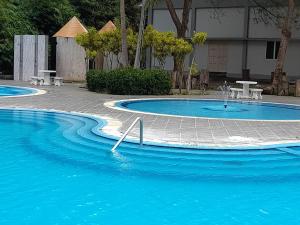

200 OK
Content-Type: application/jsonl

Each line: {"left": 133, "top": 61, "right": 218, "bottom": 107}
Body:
{"left": 38, "top": 70, "right": 56, "bottom": 85}
{"left": 236, "top": 81, "right": 257, "bottom": 98}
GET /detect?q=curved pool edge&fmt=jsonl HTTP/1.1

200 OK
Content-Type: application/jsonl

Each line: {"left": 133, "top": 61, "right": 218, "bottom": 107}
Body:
{"left": 0, "top": 85, "right": 46, "bottom": 97}
{"left": 1, "top": 106, "right": 300, "bottom": 151}
{"left": 104, "top": 98, "right": 300, "bottom": 122}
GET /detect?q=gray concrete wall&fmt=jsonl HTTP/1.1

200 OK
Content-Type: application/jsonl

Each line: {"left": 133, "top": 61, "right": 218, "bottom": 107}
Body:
{"left": 227, "top": 41, "right": 244, "bottom": 77}
{"left": 149, "top": 1, "right": 300, "bottom": 79}
{"left": 154, "top": 0, "right": 247, "bottom": 8}
{"left": 248, "top": 7, "right": 300, "bottom": 39}
{"left": 56, "top": 38, "right": 86, "bottom": 81}
{"left": 247, "top": 41, "right": 300, "bottom": 79}
{"left": 14, "top": 35, "right": 48, "bottom": 81}
{"left": 153, "top": 9, "right": 192, "bottom": 36}
{"left": 194, "top": 41, "right": 243, "bottom": 77}
{"left": 14, "top": 36, "right": 21, "bottom": 81}
{"left": 196, "top": 8, "right": 245, "bottom": 38}
{"left": 37, "top": 36, "right": 48, "bottom": 76}
{"left": 151, "top": 54, "right": 190, "bottom": 71}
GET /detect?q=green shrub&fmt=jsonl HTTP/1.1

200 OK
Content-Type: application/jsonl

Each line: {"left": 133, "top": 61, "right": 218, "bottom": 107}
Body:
{"left": 86, "top": 69, "right": 108, "bottom": 92}
{"left": 86, "top": 68, "right": 171, "bottom": 95}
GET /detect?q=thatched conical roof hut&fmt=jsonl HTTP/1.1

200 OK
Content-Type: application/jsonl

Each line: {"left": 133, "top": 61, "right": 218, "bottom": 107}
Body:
{"left": 95, "top": 21, "right": 118, "bottom": 70}
{"left": 98, "top": 20, "right": 116, "bottom": 33}
{"left": 53, "top": 16, "right": 87, "bottom": 38}
{"left": 54, "top": 17, "right": 87, "bottom": 81}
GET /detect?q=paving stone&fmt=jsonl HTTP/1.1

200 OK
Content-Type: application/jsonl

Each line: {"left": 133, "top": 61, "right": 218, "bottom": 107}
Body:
{"left": 0, "top": 80, "right": 300, "bottom": 147}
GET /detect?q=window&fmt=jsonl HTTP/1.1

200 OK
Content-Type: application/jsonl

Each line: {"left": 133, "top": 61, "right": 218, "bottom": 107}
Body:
{"left": 266, "top": 41, "right": 280, "bottom": 59}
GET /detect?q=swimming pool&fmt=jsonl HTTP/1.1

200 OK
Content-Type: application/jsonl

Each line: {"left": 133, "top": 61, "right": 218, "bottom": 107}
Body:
{"left": 0, "top": 85, "right": 39, "bottom": 96}
{"left": 1, "top": 108, "right": 300, "bottom": 225}
{"left": 115, "top": 99, "right": 300, "bottom": 120}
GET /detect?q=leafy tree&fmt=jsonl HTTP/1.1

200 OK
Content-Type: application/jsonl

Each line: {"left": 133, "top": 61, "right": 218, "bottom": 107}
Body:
{"left": 159, "top": 0, "right": 192, "bottom": 87}
{"left": 144, "top": 25, "right": 194, "bottom": 93}
{"left": 20, "top": 0, "right": 77, "bottom": 35}
{"left": 127, "top": 28, "right": 138, "bottom": 65}
{"left": 123, "top": 0, "right": 140, "bottom": 30}
{"left": 186, "top": 32, "right": 207, "bottom": 94}
{"left": 0, "top": 0, "right": 36, "bottom": 73}
{"left": 170, "top": 38, "right": 193, "bottom": 93}
{"left": 75, "top": 27, "right": 100, "bottom": 70}
{"left": 70, "top": 0, "right": 140, "bottom": 30}
{"left": 144, "top": 26, "right": 175, "bottom": 68}
{"left": 76, "top": 25, "right": 138, "bottom": 70}
{"left": 70, "top": 0, "right": 118, "bottom": 29}
{"left": 192, "top": 32, "right": 208, "bottom": 45}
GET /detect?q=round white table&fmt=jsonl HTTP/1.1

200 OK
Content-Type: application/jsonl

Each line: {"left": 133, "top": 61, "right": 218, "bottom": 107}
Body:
{"left": 38, "top": 70, "right": 56, "bottom": 85}
{"left": 236, "top": 81, "right": 257, "bottom": 98}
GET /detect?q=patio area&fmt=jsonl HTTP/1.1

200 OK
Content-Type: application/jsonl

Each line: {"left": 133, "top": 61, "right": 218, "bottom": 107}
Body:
{"left": 1, "top": 80, "right": 300, "bottom": 148}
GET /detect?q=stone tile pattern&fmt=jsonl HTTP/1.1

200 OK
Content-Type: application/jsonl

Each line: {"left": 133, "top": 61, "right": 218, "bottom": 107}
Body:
{"left": 1, "top": 81, "right": 300, "bottom": 147}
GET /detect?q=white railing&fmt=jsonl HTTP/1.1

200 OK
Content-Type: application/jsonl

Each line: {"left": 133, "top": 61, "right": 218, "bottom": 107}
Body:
{"left": 111, "top": 117, "right": 143, "bottom": 152}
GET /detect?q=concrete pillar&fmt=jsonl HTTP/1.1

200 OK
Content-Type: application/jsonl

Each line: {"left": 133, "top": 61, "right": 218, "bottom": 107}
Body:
{"left": 14, "top": 35, "right": 48, "bottom": 81}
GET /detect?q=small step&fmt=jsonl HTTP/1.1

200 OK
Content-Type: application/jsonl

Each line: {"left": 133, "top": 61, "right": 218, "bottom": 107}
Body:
{"left": 276, "top": 147, "right": 300, "bottom": 156}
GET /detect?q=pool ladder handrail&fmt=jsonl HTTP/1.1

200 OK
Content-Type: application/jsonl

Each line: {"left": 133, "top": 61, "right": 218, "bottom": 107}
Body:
{"left": 111, "top": 117, "right": 143, "bottom": 152}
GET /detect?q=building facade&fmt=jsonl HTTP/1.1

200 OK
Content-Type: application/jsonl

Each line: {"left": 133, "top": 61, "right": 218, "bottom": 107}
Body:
{"left": 148, "top": 0, "right": 300, "bottom": 80}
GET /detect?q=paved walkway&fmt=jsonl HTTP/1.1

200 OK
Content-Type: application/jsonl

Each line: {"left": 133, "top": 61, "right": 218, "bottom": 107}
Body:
{"left": 1, "top": 81, "right": 300, "bottom": 148}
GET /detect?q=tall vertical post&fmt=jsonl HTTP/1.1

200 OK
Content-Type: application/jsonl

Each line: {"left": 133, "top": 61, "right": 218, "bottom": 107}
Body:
{"left": 242, "top": 0, "right": 250, "bottom": 80}
{"left": 139, "top": 119, "right": 144, "bottom": 146}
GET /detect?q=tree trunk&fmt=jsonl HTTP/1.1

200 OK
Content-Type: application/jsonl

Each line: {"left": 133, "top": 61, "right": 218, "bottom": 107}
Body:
{"left": 172, "top": 70, "right": 177, "bottom": 88}
{"left": 120, "top": 0, "right": 129, "bottom": 67}
{"left": 165, "top": 0, "right": 192, "bottom": 89}
{"left": 134, "top": 0, "right": 147, "bottom": 69}
{"left": 165, "top": 0, "right": 191, "bottom": 38}
{"left": 186, "top": 57, "right": 194, "bottom": 94}
{"left": 272, "top": 0, "right": 295, "bottom": 95}
{"left": 178, "top": 59, "right": 184, "bottom": 94}
{"left": 85, "top": 58, "right": 89, "bottom": 73}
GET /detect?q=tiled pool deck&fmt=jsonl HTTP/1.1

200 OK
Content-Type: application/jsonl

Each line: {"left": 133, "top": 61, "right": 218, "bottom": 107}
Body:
{"left": 1, "top": 80, "right": 300, "bottom": 148}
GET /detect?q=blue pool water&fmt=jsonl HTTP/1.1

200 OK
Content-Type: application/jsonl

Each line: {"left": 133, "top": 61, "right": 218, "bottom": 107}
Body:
{"left": 1, "top": 109, "right": 300, "bottom": 225}
{"left": 118, "top": 99, "right": 300, "bottom": 120}
{"left": 0, "top": 85, "right": 37, "bottom": 96}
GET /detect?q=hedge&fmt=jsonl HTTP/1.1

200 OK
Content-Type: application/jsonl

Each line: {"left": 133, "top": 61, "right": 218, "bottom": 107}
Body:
{"left": 86, "top": 68, "right": 171, "bottom": 95}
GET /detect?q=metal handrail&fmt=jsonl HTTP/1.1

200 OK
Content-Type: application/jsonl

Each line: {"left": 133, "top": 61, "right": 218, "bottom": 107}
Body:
{"left": 111, "top": 117, "right": 143, "bottom": 152}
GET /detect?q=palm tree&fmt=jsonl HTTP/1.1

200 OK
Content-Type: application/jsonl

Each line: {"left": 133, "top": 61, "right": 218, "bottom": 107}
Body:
{"left": 134, "top": 0, "right": 147, "bottom": 68}
{"left": 120, "top": 0, "right": 129, "bottom": 66}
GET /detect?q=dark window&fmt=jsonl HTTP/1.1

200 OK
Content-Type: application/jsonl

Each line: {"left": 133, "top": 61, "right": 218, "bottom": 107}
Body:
{"left": 266, "top": 41, "right": 275, "bottom": 59}
{"left": 266, "top": 41, "right": 281, "bottom": 59}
